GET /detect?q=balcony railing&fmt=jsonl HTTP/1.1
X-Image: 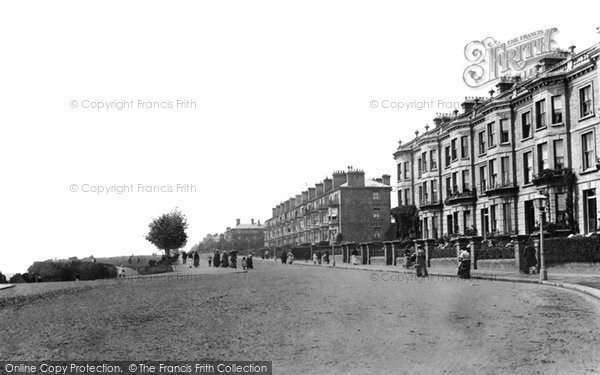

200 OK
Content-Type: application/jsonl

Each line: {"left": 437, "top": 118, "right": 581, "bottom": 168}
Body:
{"left": 418, "top": 197, "right": 442, "bottom": 209}
{"left": 484, "top": 179, "right": 518, "bottom": 194}
{"left": 532, "top": 168, "right": 571, "bottom": 185}
{"left": 444, "top": 189, "right": 476, "bottom": 205}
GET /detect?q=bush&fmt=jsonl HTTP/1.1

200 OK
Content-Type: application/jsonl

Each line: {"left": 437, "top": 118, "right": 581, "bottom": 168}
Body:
{"left": 138, "top": 264, "right": 171, "bottom": 275}
{"left": 544, "top": 237, "right": 600, "bottom": 264}
{"left": 476, "top": 243, "right": 514, "bottom": 260}
{"left": 27, "top": 261, "right": 117, "bottom": 281}
{"left": 0, "top": 272, "right": 7, "bottom": 284}
{"left": 9, "top": 273, "right": 26, "bottom": 283}
{"left": 430, "top": 244, "right": 456, "bottom": 259}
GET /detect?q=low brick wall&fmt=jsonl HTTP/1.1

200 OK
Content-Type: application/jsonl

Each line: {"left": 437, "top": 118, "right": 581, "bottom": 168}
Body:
{"left": 546, "top": 262, "right": 600, "bottom": 273}
{"left": 476, "top": 259, "right": 516, "bottom": 270}
{"left": 430, "top": 258, "right": 458, "bottom": 268}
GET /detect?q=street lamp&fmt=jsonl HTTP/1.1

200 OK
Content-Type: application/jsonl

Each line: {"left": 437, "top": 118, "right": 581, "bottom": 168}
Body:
{"left": 533, "top": 193, "right": 548, "bottom": 281}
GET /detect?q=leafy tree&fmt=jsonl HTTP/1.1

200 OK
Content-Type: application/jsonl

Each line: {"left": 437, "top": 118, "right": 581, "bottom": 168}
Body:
{"left": 145, "top": 209, "right": 188, "bottom": 269}
{"left": 391, "top": 205, "right": 420, "bottom": 239}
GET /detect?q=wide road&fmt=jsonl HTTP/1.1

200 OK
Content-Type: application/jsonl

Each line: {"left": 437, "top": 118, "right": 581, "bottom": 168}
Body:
{"left": 1, "top": 261, "right": 600, "bottom": 374}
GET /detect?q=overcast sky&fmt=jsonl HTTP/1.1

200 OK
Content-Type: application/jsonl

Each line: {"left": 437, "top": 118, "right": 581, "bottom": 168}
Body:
{"left": 1, "top": 0, "right": 599, "bottom": 274}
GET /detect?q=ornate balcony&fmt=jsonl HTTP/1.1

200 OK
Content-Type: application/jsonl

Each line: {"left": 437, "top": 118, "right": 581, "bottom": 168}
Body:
{"left": 532, "top": 168, "right": 574, "bottom": 186}
{"left": 444, "top": 188, "right": 476, "bottom": 205}
{"left": 418, "top": 197, "right": 443, "bottom": 210}
{"left": 484, "top": 179, "right": 518, "bottom": 196}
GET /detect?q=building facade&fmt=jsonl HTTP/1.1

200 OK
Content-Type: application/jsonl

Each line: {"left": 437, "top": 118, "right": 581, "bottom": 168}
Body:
{"left": 224, "top": 219, "right": 265, "bottom": 251}
{"left": 265, "top": 169, "right": 392, "bottom": 248}
{"left": 395, "top": 43, "right": 600, "bottom": 239}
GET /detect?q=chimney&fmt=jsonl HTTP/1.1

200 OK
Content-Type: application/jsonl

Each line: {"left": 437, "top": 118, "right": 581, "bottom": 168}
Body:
{"left": 258, "top": 219, "right": 261, "bottom": 226}
{"left": 346, "top": 168, "right": 365, "bottom": 187}
{"left": 433, "top": 116, "right": 442, "bottom": 127}
{"left": 323, "top": 178, "right": 333, "bottom": 192}
{"left": 461, "top": 97, "right": 476, "bottom": 113}
{"left": 315, "top": 183, "right": 324, "bottom": 196}
{"left": 308, "top": 187, "right": 316, "bottom": 199}
{"left": 295, "top": 194, "right": 302, "bottom": 206}
{"left": 332, "top": 170, "right": 347, "bottom": 188}
{"left": 251, "top": 218, "right": 255, "bottom": 225}
{"left": 495, "top": 76, "right": 518, "bottom": 93}
{"left": 374, "top": 178, "right": 383, "bottom": 183}
{"left": 302, "top": 191, "right": 309, "bottom": 203}
{"left": 382, "top": 174, "right": 391, "bottom": 185}
{"left": 236, "top": 218, "right": 241, "bottom": 226}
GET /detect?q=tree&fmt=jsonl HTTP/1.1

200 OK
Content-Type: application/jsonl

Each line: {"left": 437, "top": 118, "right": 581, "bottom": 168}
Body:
{"left": 145, "top": 209, "right": 188, "bottom": 270}
{"left": 391, "top": 205, "right": 420, "bottom": 240}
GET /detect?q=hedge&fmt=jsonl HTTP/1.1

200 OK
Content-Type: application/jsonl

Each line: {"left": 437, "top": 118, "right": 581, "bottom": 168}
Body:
{"left": 476, "top": 244, "right": 514, "bottom": 260}
{"left": 544, "top": 237, "right": 600, "bottom": 264}
{"left": 430, "top": 244, "right": 456, "bottom": 259}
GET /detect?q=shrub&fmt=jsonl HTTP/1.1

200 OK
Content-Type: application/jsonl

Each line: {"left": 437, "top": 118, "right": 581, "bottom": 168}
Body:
{"left": 544, "top": 237, "right": 600, "bottom": 264}
{"left": 0, "top": 272, "right": 7, "bottom": 284}
{"left": 430, "top": 244, "right": 456, "bottom": 259}
{"left": 138, "top": 264, "right": 171, "bottom": 275}
{"left": 27, "top": 261, "right": 117, "bottom": 281}
{"left": 9, "top": 274, "right": 26, "bottom": 283}
{"left": 476, "top": 243, "right": 514, "bottom": 260}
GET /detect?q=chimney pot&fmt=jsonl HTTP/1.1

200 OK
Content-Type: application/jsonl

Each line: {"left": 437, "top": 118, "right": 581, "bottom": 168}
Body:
{"left": 236, "top": 218, "right": 240, "bottom": 226}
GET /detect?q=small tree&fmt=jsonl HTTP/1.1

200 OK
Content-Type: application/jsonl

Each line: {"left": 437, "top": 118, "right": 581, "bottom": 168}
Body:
{"left": 146, "top": 209, "right": 188, "bottom": 270}
{"left": 391, "top": 205, "right": 420, "bottom": 239}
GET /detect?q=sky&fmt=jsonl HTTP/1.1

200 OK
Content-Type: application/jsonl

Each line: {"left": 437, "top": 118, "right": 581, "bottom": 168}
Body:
{"left": 1, "top": 0, "right": 599, "bottom": 275}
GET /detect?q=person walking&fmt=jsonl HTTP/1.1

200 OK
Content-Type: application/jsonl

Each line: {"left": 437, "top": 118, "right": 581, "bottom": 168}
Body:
{"left": 313, "top": 253, "right": 318, "bottom": 265}
{"left": 317, "top": 251, "right": 322, "bottom": 265}
{"left": 241, "top": 256, "right": 248, "bottom": 270}
{"left": 193, "top": 251, "right": 200, "bottom": 268}
{"left": 523, "top": 245, "right": 537, "bottom": 274}
{"left": 230, "top": 252, "right": 237, "bottom": 269}
{"left": 415, "top": 246, "right": 428, "bottom": 277}
{"left": 305, "top": 250, "right": 310, "bottom": 263}
{"left": 221, "top": 251, "right": 229, "bottom": 268}
{"left": 213, "top": 250, "right": 220, "bottom": 268}
{"left": 323, "top": 251, "right": 330, "bottom": 264}
{"left": 247, "top": 253, "right": 254, "bottom": 270}
{"left": 208, "top": 254, "right": 212, "bottom": 267}
{"left": 287, "top": 252, "right": 294, "bottom": 264}
{"left": 280, "top": 251, "right": 287, "bottom": 264}
{"left": 350, "top": 250, "right": 359, "bottom": 265}
{"left": 403, "top": 249, "right": 413, "bottom": 269}
{"left": 182, "top": 251, "right": 188, "bottom": 265}
{"left": 457, "top": 247, "right": 471, "bottom": 279}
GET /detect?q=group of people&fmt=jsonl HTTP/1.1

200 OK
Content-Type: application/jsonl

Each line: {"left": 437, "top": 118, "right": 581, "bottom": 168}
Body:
{"left": 311, "top": 251, "right": 330, "bottom": 265}
{"left": 209, "top": 250, "right": 254, "bottom": 270}
{"left": 401, "top": 245, "right": 472, "bottom": 279}
{"left": 182, "top": 251, "right": 200, "bottom": 268}
{"left": 280, "top": 251, "right": 294, "bottom": 264}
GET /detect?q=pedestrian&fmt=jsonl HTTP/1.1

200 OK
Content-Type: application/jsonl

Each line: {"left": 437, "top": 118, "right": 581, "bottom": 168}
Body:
{"left": 118, "top": 265, "right": 126, "bottom": 278}
{"left": 287, "top": 252, "right": 294, "bottom": 264}
{"left": 523, "top": 245, "right": 537, "bottom": 274}
{"left": 230, "top": 252, "right": 237, "bottom": 269}
{"left": 415, "top": 246, "right": 428, "bottom": 277}
{"left": 182, "top": 252, "right": 188, "bottom": 265}
{"left": 324, "top": 251, "right": 330, "bottom": 264}
{"left": 213, "top": 250, "right": 221, "bottom": 268}
{"left": 242, "top": 256, "right": 247, "bottom": 270}
{"left": 403, "top": 249, "right": 413, "bottom": 269}
{"left": 317, "top": 251, "right": 322, "bottom": 265}
{"left": 208, "top": 254, "right": 212, "bottom": 267}
{"left": 350, "top": 250, "right": 359, "bottom": 265}
{"left": 221, "top": 251, "right": 229, "bottom": 268}
{"left": 313, "top": 253, "right": 318, "bottom": 264}
{"left": 193, "top": 252, "right": 200, "bottom": 268}
{"left": 265, "top": 249, "right": 270, "bottom": 259}
{"left": 128, "top": 256, "right": 132, "bottom": 265}
{"left": 280, "top": 251, "right": 287, "bottom": 264}
{"left": 137, "top": 257, "right": 140, "bottom": 263}
{"left": 247, "top": 253, "right": 254, "bottom": 270}
{"left": 305, "top": 250, "right": 310, "bottom": 263}
{"left": 457, "top": 247, "right": 471, "bottom": 279}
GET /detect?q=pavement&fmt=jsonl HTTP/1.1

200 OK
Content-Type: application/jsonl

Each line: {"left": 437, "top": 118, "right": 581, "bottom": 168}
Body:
{"left": 258, "top": 258, "right": 600, "bottom": 301}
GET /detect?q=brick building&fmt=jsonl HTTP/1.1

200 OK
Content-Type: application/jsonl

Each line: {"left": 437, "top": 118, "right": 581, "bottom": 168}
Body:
{"left": 224, "top": 219, "right": 265, "bottom": 251}
{"left": 264, "top": 168, "right": 392, "bottom": 248}
{"left": 395, "top": 42, "right": 600, "bottom": 238}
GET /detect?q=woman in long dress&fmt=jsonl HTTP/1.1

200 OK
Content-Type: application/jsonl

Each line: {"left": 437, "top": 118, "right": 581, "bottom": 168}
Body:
{"left": 213, "top": 251, "right": 220, "bottom": 268}
{"left": 415, "top": 247, "right": 428, "bottom": 277}
{"left": 457, "top": 247, "right": 471, "bottom": 279}
{"left": 193, "top": 251, "right": 200, "bottom": 268}
{"left": 221, "top": 251, "right": 229, "bottom": 268}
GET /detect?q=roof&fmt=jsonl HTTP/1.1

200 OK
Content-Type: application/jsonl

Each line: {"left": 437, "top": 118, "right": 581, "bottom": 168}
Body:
{"left": 230, "top": 224, "right": 265, "bottom": 230}
{"left": 339, "top": 180, "right": 389, "bottom": 188}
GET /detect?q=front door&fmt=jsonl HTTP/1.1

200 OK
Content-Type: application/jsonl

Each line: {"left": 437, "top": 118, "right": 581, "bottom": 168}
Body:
{"left": 524, "top": 200, "right": 535, "bottom": 234}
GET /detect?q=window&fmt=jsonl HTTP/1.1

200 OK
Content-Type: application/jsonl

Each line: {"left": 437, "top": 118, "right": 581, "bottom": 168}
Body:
{"left": 487, "top": 122, "right": 496, "bottom": 147}
{"left": 488, "top": 159, "right": 497, "bottom": 188}
{"left": 445, "top": 146, "right": 451, "bottom": 167}
{"left": 582, "top": 131, "right": 595, "bottom": 171}
{"left": 404, "top": 189, "right": 410, "bottom": 205}
{"left": 373, "top": 208, "right": 380, "bottom": 219}
{"left": 490, "top": 205, "right": 497, "bottom": 233}
{"left": 535, "top": 99, "right": 546, "bottom": 129}
{"left": 522, "top": 111, "right": 531, "bottom": 139}
{"left": 446, "top": 176, "right": 452, "bottom": 197}
{"left": 580, "top": 85, "right": 593, "bottom": 118}
{"left": 373, "top": 227, "right": 381, "bottom": 239}
{"left": 460, "top": 136, "right": 469, "bottom": 158}
{"left": 478, "top": 131, "right": 486, "bottom": 154}
{"left": 417, "top": 157, "right": 422, "bottom": 177}
{"left": 451, "top": 139, "right": 458, "bottom": 160}
{"left": 523, "top": 151, "right": 533, "bottom": 184}
{"left": 502, "top": 203, "right": 512, "bottom": 234}
{"left": 430, "top": 150, "right": 437, "bottom": 170}
{"left": 479, "top": 165, "right": 487, "bottom": 192}
{"left": 431, "top": 180, "right": 437, "bottom": 202}
{"left": 551, "top": 96, "right": 563, "bottom": 124}
{"left": 452, "top": 172, "right": 458, "bottom": 193}
{"left": 453, "top": 212, "right": 459, "bottom": 234}
{"left": 372, "top": 191, "right": 381, "bottom": 200}
{"left": 398, "top": 190, "right": 402, "bottom": 206}
{"left": 537, "top": 142, "right": 548, "bottom": 172}
{"left": 422, "top": 182, "right": 428, "bottom": 202}
{"left": 553, "top": 139, "right": 564, "bottom": 169}
{"left": 422, "top": 152, "right": 427, "bottom": 173}
{"left": 500, "top": 119, "right": 509, "bottom": 143}
{"left": 403, "top": 162, "right": 409, "bottom": 180}
{"left": 418, "top": 185, "right": 423, "bottom": 204}
{"left": 397, "top": 163, "right": 402, "bottom": 181}
{"left": 462, "top": 169, "right": 470, "bottom": 191}
{"left": 501, "top": 156, "right": 510, "bottom": 185}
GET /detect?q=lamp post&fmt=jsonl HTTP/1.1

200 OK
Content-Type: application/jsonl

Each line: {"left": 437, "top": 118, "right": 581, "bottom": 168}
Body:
{"left": 533, "top": 193, "right": 548, "bottom": 281}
